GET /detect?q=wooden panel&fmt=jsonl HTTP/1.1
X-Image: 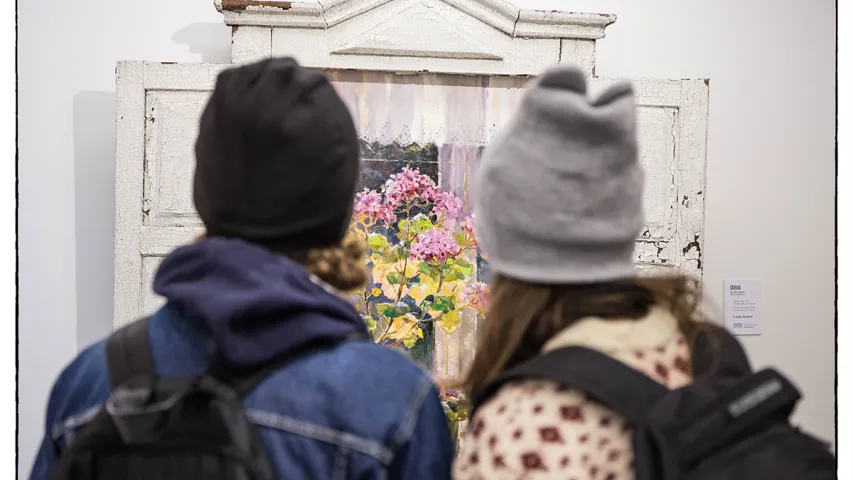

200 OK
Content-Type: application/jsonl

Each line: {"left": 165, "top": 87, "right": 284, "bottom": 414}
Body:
{"left": 114, "top": 62, "right": 146, "bottom": 329}
{"left": 231, "top": 26, "right": 272, "bottom": 64}
{"left": 141, "top": 255, "right": 166, "bottom": 315}
{"left": 114, "top": 62, "right": 218, "bottom": 328}
{"left": 144, "top": 90, "right": 208, "bottom": 228}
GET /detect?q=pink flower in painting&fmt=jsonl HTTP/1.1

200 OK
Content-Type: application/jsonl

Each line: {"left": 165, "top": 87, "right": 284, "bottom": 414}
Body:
{"left": 431, "top": 191, "right": 464, "bottom": 220}
{"left": 460, "top": 214, "right": 480, "bottom": 250}
{"left": 465, "top": 281, "right": 490, "bottom": 312}
{"left": 410, "top": 228, "right": 460, "bottom": 264}
{"left": 382, "top": 167, "right": 438, "bottom": 207}
{"left": 460, "top": 215, "right": 476, "bottom": 236}
{"left": 354, "top": 189, "right": 396, "bottom": 223}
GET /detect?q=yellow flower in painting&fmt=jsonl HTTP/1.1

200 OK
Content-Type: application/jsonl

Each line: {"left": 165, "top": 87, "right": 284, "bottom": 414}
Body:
{"left": 385, "top": 315, "right": 423, "bottom": 348}
{"left": 408, "top": 283, "right": 432, "bottom": 305}
{"left": 371, "top": 257, "right": 423, "bottom": 301}
{"left": 371, "top": 263, "right": 400, "bottom": 299}
{"left": 437, "top": 311, "right": 462, "bottom": 334}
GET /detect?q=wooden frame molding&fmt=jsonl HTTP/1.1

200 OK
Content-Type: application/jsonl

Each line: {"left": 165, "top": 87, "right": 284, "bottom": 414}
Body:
{"left": 217, "top": 0, "right": 616, "bottom": 39}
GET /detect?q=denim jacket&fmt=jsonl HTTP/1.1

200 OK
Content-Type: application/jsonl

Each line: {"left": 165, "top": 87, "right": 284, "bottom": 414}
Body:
{"left": 30, "top": 238, "right": 455, "bottom": 479}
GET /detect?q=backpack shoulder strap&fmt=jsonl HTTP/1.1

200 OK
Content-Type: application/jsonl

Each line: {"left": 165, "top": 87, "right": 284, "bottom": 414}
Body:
{"left": 691, "top": 324, "right": 753, "bottom": 380}
{"left": 106, "top": 317, "right": 155, "bottom": 387}
{"left": 669, "top": 367, "right": 802, "bottom": 465}
{"left": 473, "top": 346, "right": 670, "bottom": 421}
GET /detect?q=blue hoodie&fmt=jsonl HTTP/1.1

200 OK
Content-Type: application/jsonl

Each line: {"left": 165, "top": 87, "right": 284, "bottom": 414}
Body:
{"left": 30, "top": 238, "right": 455, "bottom": 479}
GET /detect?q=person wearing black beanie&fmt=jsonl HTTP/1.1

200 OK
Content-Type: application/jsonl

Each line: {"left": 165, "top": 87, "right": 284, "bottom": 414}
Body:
{"left": 194, "top": 57, "right": 361, "bottom": 255}
{"left": 30, "top": 58, "right": 455, "bottom": 480}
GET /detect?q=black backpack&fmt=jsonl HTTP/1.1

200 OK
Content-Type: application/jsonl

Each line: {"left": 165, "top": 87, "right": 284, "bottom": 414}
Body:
{"left": 50, "top": 318, "right": 347, "bottom": 480}
{"left": 472, "top": 325, "right": 836, "bottom": 480}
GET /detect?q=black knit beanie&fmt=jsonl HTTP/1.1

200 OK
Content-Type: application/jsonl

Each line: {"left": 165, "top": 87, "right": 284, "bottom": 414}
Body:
{"left": 193, "top": 57, "right": 360, "bottom": 254}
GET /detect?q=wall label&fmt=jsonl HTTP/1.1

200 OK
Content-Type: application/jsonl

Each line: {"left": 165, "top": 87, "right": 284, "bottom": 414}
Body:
{"left": 724, "top": 279, "right": 763, "bottom": 336}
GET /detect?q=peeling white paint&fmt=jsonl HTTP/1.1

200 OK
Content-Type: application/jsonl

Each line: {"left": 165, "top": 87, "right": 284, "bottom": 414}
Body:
{"left": 231, "top": 26, "right": 273, "bottom": 64}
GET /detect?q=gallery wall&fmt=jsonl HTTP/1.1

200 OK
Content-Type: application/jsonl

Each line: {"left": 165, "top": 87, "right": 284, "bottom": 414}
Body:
{"left": 18, "top": 0, "right": 836, "bottom": 475}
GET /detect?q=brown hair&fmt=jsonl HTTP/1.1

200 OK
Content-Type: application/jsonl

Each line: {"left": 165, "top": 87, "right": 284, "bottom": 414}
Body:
{"left": 197, "top": 232, "right": 370, "bottom": 293}
{"left": 458, "top": 273, "right": 708, "bottom": 400}
{"left": 303, "top": 232, "right": 370, "bottom": 292}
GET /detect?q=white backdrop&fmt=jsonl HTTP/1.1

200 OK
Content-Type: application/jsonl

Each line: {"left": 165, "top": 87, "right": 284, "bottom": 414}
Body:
{"left": 18, "top": 0, "right": 836, "bottom": 475}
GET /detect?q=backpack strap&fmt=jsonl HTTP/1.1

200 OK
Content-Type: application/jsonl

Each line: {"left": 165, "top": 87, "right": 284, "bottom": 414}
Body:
{"left": 667, "top": 368, "right": 801, "bottom": 466}
{"left": 472, "top": 346, "right": 669, "bottom": 421}
{"left": 106, "top": 317, "right": 155, "bottom": 387}
{"left": 691, "top": 324, "right": 753, "bottom": 381}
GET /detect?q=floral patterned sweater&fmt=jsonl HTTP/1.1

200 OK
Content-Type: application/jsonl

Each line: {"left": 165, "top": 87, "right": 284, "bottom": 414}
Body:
{"left": 453, "top": 307, "right": 692, "bottom": 480}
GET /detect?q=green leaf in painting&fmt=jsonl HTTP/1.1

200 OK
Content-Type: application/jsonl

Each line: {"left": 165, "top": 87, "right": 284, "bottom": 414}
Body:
{"left": 363, "top": 316, "right": 377, "bottom": 333}
{"left": 451, "top": 259, "right": 473, "bottom": 279}
{"left": 410, "top": 214, "right": 434, "bottom": 234}
{"left": 367, "top": 233, "right": 390, "bottom": 251}
{"left": 376, "top": 303, "right": 412, "bottom": 319}
{"left": 431, "top": 295, "right": 455, "bottom": 312}
{"left": 454, "top": 258, "right": 472, "bottom": 269}
{"left": 402, "top": 325, "right": 424, "bottom": 349}
{"left": 386, "top": 271, "right": 403, "bottom": 285}
{"left": 418, "top": 262, "right": 439, "bottom": 279}
{"left": 385, "top": 246, "right": 402, "bottom": 263}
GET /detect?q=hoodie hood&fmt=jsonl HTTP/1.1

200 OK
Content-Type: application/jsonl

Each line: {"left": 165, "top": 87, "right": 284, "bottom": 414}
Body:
{"left": 153, "top": 237, "right": 369, "bottom": 368}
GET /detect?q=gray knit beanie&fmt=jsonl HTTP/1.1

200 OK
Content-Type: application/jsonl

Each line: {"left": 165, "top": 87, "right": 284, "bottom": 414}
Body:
{"left": 474, "top": 65, "right": 644, "bottom": 284}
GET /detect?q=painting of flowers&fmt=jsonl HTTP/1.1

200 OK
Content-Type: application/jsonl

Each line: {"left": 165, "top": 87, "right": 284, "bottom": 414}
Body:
{"left": 324, "top": 70, "right": 529, "bottom": 446}
{"left": 350, "top": 164, "right": 487, "bottom": 363}
{"left": 349, "top": 159, "right": 486, "bottom": 449}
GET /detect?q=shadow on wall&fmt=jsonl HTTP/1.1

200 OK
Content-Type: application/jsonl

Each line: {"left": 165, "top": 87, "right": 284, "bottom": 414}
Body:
{"left": 73, "top": 92, "right": 117, "bottom": 350}
{"left": 173, "top": 22, "right": 232, "bottom": 64}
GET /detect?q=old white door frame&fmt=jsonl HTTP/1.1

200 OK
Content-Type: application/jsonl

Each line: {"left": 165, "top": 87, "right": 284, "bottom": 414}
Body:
{"left": 114, "top": 0, "right": 708, "bottom": 333}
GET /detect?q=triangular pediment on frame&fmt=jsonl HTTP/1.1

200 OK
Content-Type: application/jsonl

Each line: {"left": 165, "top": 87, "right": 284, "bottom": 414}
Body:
{"left": 331, "top": 2, "right": 503, "bottom": 60}
{"left": 215, "top": 0, "right": 616, "bottom": 39}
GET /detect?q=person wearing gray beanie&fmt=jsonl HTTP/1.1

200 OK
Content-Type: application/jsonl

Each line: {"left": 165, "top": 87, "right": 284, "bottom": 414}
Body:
{"left": 453, "top": 65, "right": 708, "bottom": 479}
{"left": 454, "top": 65, "right": 834, "bottom": 480}
{"left": 475, "top": 65, "right": 644, "bottom": 284}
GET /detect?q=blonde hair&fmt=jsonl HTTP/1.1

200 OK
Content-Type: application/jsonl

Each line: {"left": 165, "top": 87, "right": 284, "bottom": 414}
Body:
{"left": 197, "top": 232, "right": 370, "bottom": 293}
{"left": 304, "top": 232, "right": 370, "bottom": 292}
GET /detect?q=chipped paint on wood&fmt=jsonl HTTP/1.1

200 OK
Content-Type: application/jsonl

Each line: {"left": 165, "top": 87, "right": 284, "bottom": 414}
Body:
{"left": 223, "top": 0, "right": 618, "bottom": 70}
{"left": 220, "top": 0, "right": 292, "bottom": 12}
{"left": 559, "top": 39, "right": 595, "bottom": 77}
{"left": 220, "top": 0, "right": 618, "bottom": 39}
{"left": 232, "top": 26, "right": 273, "bottom": 64}
{"left": 265, "top": 0, "right": 565, "bottom": 75}
{"left": 514, "top": 9, "right": 616, "bottom": 39}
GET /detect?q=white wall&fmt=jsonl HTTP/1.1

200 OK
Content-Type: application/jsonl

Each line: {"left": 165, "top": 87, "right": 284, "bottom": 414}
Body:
{"left": 18, "top": 0, "right": 231, "bottom": 475}
{"left": 18, "top": 0, "right": 835, "bottom": 474}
